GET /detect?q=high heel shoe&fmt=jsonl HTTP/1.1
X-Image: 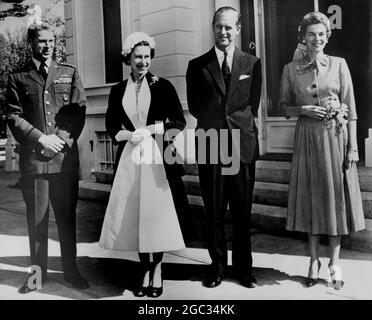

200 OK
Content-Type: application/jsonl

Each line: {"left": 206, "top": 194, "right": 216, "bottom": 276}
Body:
{"left": 328, "top": 265, "right": 344, "bottom": 290}
{"left": 133, "top": 286, "right": 150, "bottom": 297}
{"left": 147, "top": 263, "right": 163, "bottom": 298}
{"left": 147, "top": 282, "right": 163, "bottom": 298}
{"left": 305, "top": 259, "right": 321, "bottom": 287}
{"left": 133, "top": 269, "right": 151, "bottom": 297}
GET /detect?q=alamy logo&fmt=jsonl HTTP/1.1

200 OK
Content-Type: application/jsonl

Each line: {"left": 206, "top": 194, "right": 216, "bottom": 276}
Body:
{"left": 328, "top": 5, "right": 342, "bottom": 30}
{"left": 27, "top": 265, "right": 42, "bottom": 290}
{"left": 130, "top": 126, "right": 242, "bottom": 176}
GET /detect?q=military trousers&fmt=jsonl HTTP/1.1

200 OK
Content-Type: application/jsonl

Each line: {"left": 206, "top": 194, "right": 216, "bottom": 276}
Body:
{"left": 20, "top": 172, "right": 79, "bottom": 277}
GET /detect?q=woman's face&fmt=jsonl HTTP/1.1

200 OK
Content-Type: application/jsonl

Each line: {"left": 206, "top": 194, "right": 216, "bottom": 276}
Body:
{"left": 303, "top": 23, "right": 328, "bottom": 54}
{"left": 130, "top": 45, "right": 151, "bottom": 80}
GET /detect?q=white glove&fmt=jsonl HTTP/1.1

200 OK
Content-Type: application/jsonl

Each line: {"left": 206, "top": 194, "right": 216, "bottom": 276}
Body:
{"left": 131, "top": 128, "right": 151, "bottom": 145}
{"left": 115, "top": 130, "right": 132, "bottom": 142}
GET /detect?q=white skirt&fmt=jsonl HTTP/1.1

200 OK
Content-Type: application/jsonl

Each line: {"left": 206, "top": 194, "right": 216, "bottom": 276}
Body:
{"left": 99, "top": 136, "right": 185, "bottom": 253}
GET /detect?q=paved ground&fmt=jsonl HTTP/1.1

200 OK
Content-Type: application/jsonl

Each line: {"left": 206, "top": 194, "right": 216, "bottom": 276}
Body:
{"left": 0, "top": 165, "right": 372, "bottom": 301}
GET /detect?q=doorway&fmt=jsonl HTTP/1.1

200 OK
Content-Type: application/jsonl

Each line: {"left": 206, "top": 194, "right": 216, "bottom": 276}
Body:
{"left": 251, "top": 0, "right": 370, "bottom": 158}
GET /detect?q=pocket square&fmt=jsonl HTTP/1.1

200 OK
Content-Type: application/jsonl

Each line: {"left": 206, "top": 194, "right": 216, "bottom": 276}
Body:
{"left": 239, "top": 75, "right": 251, "bottom": 80}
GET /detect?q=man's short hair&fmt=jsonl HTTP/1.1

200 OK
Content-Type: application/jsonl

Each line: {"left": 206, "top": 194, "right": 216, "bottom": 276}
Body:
{"left": 212, "top": 6, "right": 241, "bottom": 27}
{"left": 27, "top": 23, "right": 54, "bottom": 42}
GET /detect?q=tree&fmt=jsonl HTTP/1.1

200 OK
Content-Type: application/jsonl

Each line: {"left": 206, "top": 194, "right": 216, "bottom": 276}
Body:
{"left": 0, "top": 32, "right": 31, "bottom": 138}
{"left": 0, "top": 1, "right": 66, "bottom": 138}
{"left": 0, "top": 2, "right": 29, "bottom": 21}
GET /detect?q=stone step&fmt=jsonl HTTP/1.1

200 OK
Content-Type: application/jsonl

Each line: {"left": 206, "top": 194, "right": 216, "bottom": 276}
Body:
{"left": 79, "top": 180, "right": 111, "bottom": 202}
{"left": 183, "top": 175, "right": 372, "bottom": 218}
{"left": 187, "top": 195, "right": 287, "bottom": 232}
{"left": 184, "top": 161, "right": 372, "bottom": 191}
{"left": 342, "top": 219, "right": 372, "bottom": 253}
{"left": 183, "top": 175, "right": 289, "bottom": 207}
{"left": 187, "top": 195, "right": 372, "bottom": 254}
{"left": 80, "top": 176, "right": 372, "bottom": 219}
{"left": 183, "top": 161, "right": 292, "bottom": 182}
{"left": 256, "top": 160, "right": 291, "bottom": 184}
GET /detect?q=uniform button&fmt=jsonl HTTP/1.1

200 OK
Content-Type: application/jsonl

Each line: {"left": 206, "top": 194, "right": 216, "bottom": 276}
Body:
{"left": 47, "top": 122, "right": 52, "bottom": 127}
{"left": 45, "top": 90, "right": 49, "bottom": 94}
{"left": 312, "top": 94, "right": 318, "bottom": 98}
{"left": 47, "top": 111, "right": 51, "bottom": 115}
{"left": 46, "top": 101, "right": 50, "bottom": 105}
{"left": 312, "top": 84, "right": 317, "bottom": 89}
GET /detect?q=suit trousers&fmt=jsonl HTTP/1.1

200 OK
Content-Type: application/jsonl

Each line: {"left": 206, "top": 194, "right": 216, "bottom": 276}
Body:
{"left": 20, "top": 172, "right": 79, "bottom": 276}
{"left": 198, "top": 162, "right": 255, "bottom": 277}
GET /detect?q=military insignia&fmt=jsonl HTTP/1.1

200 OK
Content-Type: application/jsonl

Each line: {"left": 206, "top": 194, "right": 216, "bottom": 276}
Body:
{"left": 63, "top": 93, "right": 69, "bottom": 102}
{"left": 54, "top": 77, "right": 72, "bottom": 84}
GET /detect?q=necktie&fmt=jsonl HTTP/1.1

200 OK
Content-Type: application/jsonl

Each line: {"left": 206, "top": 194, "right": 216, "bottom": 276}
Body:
{"left": 222, "top": 52, "right": 231, "bottom": 88}
{"left": 39, "top": 62, "right": 48, "bottom": 81}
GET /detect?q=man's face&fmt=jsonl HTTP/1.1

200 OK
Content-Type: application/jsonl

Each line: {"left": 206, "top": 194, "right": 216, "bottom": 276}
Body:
{"left": 213, "top": 11, "right": 241, "bottom": 51}
{"left": 31, "top": 29, "right": 55, "bottom": 62}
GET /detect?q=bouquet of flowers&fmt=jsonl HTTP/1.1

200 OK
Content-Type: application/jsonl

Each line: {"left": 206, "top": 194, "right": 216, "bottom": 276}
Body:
{"left": 323, "top": 98, "right": 348, "bottom": 131}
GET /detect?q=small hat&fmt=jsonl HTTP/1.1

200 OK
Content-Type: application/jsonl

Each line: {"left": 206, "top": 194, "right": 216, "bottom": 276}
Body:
{"left": 121, "top": 32, "right": 155, "bottom": 57}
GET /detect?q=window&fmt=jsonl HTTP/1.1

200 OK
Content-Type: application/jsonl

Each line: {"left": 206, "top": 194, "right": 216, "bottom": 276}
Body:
{"left": 97, "top": 132, "right": 117, "bottom": 172}
{"left": 102, "top": 0, "right": 123, "bottom": 83}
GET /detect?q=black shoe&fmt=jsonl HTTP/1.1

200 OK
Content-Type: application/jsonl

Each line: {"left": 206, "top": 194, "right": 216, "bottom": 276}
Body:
{"left": 239, "top": 274, "right": 257, "bottom": 288}
{"left": 202, "top": 274, "right": 223, "bottom": 288}
{"left": 64, "top": 273, "right": 89, "bottom": 290}
{"left": 147, "top": 284, "right": 163, "bottom": 298}
{"left": 133, "top": 286, "right": 150, "bottom": 297}
{"left": 305, "top": 260, "right": 321, "bottom": 288}
{"left": 305, "top": 278, "right": 318, "bottom": 287}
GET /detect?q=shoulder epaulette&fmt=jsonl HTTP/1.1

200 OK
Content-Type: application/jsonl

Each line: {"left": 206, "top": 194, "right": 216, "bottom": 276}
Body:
{"left": 57, "top": 62, "right": 76, "bottom": 69}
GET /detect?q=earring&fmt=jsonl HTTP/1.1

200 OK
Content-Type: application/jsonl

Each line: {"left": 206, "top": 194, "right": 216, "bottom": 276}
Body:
{"left": 302, "top": 40, "right": 306, "bottom": 44}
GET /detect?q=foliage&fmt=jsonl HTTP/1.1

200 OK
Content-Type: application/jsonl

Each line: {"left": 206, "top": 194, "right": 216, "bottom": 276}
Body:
{"left": 0, "top": 31, "right": 31, "bottom": 138}
{"left": 0, "top": 0, "right": 66, "bottom": 138}
{"left": 0, "top": 3, "right": 30, "bottom": 20}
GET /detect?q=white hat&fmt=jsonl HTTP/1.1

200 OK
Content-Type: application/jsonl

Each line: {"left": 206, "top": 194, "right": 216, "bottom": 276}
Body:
{"left": 121, "top": 32, "right": 155, "bottom": 57}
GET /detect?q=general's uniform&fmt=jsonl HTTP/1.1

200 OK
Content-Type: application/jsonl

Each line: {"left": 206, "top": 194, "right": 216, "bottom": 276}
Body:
{"left": 6, "top": 60, "right": 86, "bottom": 276}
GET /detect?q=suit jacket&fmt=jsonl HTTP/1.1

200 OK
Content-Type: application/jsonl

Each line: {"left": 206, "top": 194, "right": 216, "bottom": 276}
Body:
{"left": 6, "top": 60, "right": 87, "bottom": 175}
{"left": 186, "top": 47, "right": 262, "bottom": 164}
{"left": 105, "top": 72, "right": 186, "bottom": 176}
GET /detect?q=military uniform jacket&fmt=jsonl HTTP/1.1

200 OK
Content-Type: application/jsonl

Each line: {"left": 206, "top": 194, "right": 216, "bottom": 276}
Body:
{"left": 6, "top": 60, "right": 87, "bottom": 175}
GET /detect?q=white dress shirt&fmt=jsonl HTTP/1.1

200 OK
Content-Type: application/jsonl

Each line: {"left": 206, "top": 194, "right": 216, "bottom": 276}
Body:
{"left": 214, "top": 46, "right": 235, "bottom": 71}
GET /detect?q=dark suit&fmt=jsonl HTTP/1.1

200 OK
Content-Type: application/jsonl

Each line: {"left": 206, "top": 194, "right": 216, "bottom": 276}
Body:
{"left": 186, "top": 47, "right": 262, "bottom": 277}
{"left": 105, "top": 72, "right": 192, "bottom": 241}
{"left": 6, "top": 60, "right": 86, "bottom": 276}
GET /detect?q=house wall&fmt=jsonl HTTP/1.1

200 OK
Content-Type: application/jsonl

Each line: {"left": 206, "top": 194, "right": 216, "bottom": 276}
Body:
{"left": 65, "top": 0, "right": 242, "bottom": 180}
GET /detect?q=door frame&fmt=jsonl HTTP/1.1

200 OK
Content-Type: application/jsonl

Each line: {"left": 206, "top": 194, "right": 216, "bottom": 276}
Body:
{"left": 253, "top": 0, "right": 319, "bottom": 154}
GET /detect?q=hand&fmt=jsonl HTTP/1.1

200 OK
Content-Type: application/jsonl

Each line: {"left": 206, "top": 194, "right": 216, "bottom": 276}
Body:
{"left": 115, "top": 130, "right": 132, "bottom": 142}
{"left": 38, "top": 134, "right": 65, "bottom": 153}
{"left": 131, "top": 128, "right": 151, "bottom": 145}
{"left": 345, "top": 149, "right": 359, "bottom": 169}
{"left": 301, "top": 105, "right": 327, "bottom": 120}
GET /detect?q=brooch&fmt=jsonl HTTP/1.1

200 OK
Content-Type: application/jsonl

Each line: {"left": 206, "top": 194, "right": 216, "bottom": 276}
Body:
{"left": 149, "top": 75, "right": 159, "bottom": 87}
